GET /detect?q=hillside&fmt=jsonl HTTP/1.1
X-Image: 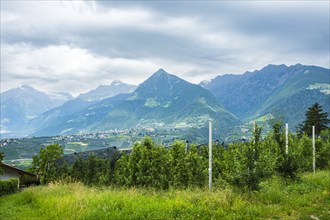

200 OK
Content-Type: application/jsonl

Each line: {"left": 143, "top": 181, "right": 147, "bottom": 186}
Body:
{"left": 259, "top": 65, "right": 330, "bottom": 126}
{"left": 27, "top": 98, "right": 97, "bottom": 135}
{"left": 1, "top": 171, "right": 329, "bottom": 219}
{"left": 30, "top": 94, "right": 129, "bottom": 136}
{"left": 201, "top": 64, "right": 330, "bottom": 127}
{"left": 93, "top": 69, "right": 240, "bottom": 139}
{"left": 28, "top": 69, "right": 240, "bottom": 140}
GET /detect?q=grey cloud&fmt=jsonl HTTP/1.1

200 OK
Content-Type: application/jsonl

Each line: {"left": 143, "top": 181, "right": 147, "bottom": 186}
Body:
{"left": 99, "top": 1, "right": 330, "bottom": 56}
{"left": 3, "top": 1, "right": 329, "bottom": 60}
{"left": 1, "top": 1, "right": 329, "bottom": 94}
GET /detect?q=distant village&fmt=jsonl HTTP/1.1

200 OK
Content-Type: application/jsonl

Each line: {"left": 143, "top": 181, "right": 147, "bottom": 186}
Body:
{"left": 0, "top": 127, "right": 190, "bottom": 169}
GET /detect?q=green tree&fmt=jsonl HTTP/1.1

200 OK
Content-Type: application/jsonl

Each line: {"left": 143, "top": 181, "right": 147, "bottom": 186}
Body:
{"left": 298, "top": 102, "right": 329, "bottom": 136}
{"left": 221, "top": 142, "right": 246, "bottom": 188}
{"left": 295, "top": 134, "right": 312, "bottom": 172}
{"left": 269, "top": 119, "right": 299, "bottom": 180}
{"left": 127, "top": 137, "right": 169, "bottom": 188}
{"left": 276, "top": 134, "right": 299, "bottom": 182}
{"left": 212, "top": 144, "right": 225, "bottom": 182}
{"left": 84, "top": 154, "right": 103, "bottom": 186}
{"left": 114, "top": 153, "right": 131, "bottom": 186}
{"left": 29, "top": 144, "right": 63, "bottom": 184}
{"left": 71, "top": 156, "right": 86, "bottom": 182}
{"left": 316, "top": 129, "right": 330, "bottom": 169}
{"left": 150, "top": 145, "right": 170, "bottom": 189}
{"left": 271, "top": 119, "right": 285, "bottom": 153}
{"left": 253, "top": 122, "right": 262, "bottom": 145}
{"left": 99, "top": 158, "right": 115, "bottom": 186}
{"left": 245, "top": 123, "right": 263, "bottom": 190}
{"left": 44, "top": 160, "right": 70, "bottom": 183}
{"left": 186, "top": 145, "right": 206, "bottom": 187}
{"left": 315, "top": 134, "right": 330, "bottom": 170}
{"left": 222, "top": 125, "right": 276, "bottom": 190}
{"left": 130, "top": 137, "right": 153, "bottom": 187}
{"left": 169, "top": 141, "right": 188, "bottom": 188}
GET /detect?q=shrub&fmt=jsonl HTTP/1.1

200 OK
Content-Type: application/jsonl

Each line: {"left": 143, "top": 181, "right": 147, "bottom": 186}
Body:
{"left": 0, "top": 178, "right": 19, "bottom": 196}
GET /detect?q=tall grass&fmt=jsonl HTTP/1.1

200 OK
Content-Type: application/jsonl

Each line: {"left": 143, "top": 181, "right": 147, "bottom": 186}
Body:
{"left": 1, "top": 171, "right": 329, "bottom": 220}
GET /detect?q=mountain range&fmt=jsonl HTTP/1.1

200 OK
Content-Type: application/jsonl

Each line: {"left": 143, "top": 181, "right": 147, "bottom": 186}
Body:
{"left": 90, "top": 69, "right": 240, "bottom": 137}
{"left": 201, "top": 64, "right": 329, "bottom": 128}
{"left": 28, "top": 69, "right": 240, "bottom": 140}
{"left": 0, "top": 81, "right": 135, "bottom": 138}
{"left": 0, "top": 85, "right": 73, "bottom": 137}
{"left": 1, "top": 64, "right": 329, "bottom": 140}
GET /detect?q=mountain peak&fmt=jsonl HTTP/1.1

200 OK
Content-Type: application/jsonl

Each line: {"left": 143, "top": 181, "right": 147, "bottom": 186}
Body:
{"left": 149, "top": 68, "right": 179, "bottom": 80}
{"left": 153, "top": 68, "right": 172, "bottom": 76}
{"left": 258, "top": 64, "right": 288, "bottom": 74}
{"left": 19, "top": 84, "right": 35, "bottom": 90}
{"left": 262, "top": 64, "right": 287, "bottom": 70}
{"left": 111, "top": 80, "right": 123, "bottom": 86}
{"left": 156, "top": 68, "right": 166, "bottom": 74}
{"left": 143, "top": 69, "right": 181, "bottom": 84}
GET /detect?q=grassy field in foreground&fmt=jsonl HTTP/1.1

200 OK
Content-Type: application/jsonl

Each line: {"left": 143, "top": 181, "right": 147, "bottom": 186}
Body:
{"left": 1, "top": 171, "right": 329, "bottom": 220}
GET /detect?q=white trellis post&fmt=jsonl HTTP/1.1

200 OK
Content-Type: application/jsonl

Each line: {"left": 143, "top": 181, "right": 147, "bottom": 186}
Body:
{"left": 209, "top": 119, "right": 212, "bottom": 190}
{"left": 312, "top": 125, "right": 315, "bottom": 174}
{"left": 285, "top": 123, "right": 289, "bottom": 154}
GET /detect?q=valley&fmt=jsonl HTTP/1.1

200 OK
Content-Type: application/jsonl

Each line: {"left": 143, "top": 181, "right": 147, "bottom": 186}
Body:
{"left": 1, "top": 2, "right": 329, "bottom": 219}
{"left": 1, "top": 126, "right": 212, "bottom": 169}
{"left": 1, "top": 64, "right": 329, "bottom": 168}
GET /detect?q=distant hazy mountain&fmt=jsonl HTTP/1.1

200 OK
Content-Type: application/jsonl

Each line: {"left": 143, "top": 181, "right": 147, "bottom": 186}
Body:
{"left": 28, "top": 81, "right": 137, "bottom": 135}
{"left": 0, "top": 85, "right": 73, "bottom": 137}
{"left": 30, "top": 94, "right": 129, "bottom": 136}
{"left": 78, "top": 81, "right": 137, "bottom": 101}
{"left": 201, "top": 64, "right": 330, "bottom": 127}
{"left": 48, "top": 92, "right": 74, "bottom": 106}
{"left": 27, "top": 98, "right": 98, "bottom": 135}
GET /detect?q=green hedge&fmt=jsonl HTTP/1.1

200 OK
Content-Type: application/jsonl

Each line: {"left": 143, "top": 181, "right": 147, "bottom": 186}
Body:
{"left": 0, "top": 178, "right": 19, "bottom": 196}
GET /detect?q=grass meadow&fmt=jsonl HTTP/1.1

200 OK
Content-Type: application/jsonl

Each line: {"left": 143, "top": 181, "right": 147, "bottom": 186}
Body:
{"left": 1, "top": 170, "right": 329, "bottom": 220}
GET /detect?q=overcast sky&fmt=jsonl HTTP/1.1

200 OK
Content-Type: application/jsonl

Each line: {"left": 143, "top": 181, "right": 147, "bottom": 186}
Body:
{"left": 1, "top": 1, "right": 329, "bottom": 96}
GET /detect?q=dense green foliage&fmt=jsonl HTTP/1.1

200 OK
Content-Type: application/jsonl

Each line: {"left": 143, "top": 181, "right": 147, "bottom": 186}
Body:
{"left": 28, "top": 144, "right": 63, "bottom": 184}
{"left": 0, "top": 178, "right": 19, "bottom": 196}
{"left": 298, "top": 102, "right": 329, "bottom": 136}
{"left": 0, "top": 171, "right": 329, "bottom": 219}
{"left": 40, "top": 121, "right": 330, "bottom": 191}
